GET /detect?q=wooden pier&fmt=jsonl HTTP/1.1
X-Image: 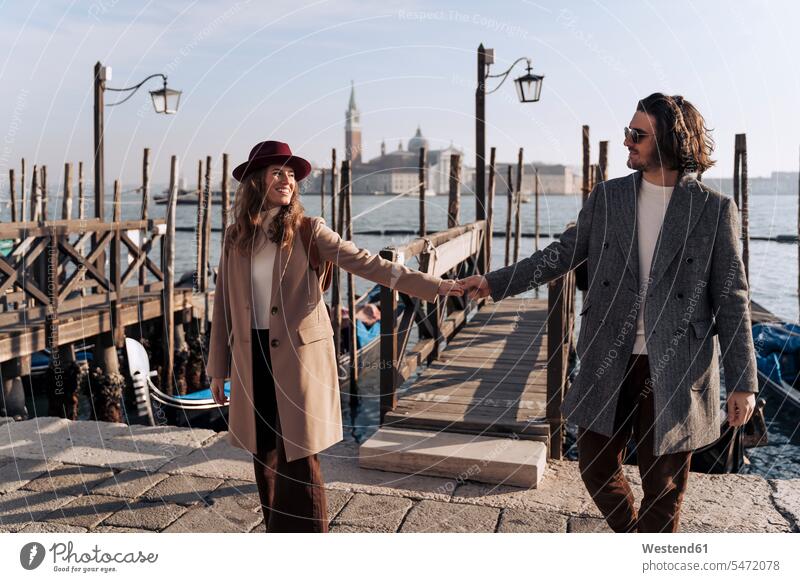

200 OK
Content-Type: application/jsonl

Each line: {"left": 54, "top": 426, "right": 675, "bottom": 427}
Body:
{"left": 384, "top": 297, "right": 556, "bottom": 446}
{"left": 0, "top": 154, "right": 201, "bottom": 423}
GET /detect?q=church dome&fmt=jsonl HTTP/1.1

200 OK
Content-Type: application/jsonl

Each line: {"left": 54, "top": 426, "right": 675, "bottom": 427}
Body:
{"left": 407, "top": 125, "right": 428, "bottom": 153}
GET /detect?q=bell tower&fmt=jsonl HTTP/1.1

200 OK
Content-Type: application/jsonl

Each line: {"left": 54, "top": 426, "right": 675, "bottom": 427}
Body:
{"left": 345, "top": 81, "right": 362, "bottom": 164}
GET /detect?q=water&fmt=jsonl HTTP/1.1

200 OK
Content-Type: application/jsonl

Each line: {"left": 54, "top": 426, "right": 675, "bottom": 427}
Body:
{"left": 3, "top": 186, "right": 798, "bottom": 478}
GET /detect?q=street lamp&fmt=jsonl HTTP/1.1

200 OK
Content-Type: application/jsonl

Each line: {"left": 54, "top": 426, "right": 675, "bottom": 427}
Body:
{"left": 148, "top": 78, "right": 182, "bottom": 114}
{"left": 513, "top": 61, "right": 545, "bottom": 103}
{"left": 475, "top": 44, "right": 544, "bottom": 273}
{"left": 93, "top": 61, "right": 181, "bottom": 224}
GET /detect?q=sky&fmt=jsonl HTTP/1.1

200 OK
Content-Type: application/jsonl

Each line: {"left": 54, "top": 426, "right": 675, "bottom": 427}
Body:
{"left": 1, "top": 0, "right": 798, "bottom": 190}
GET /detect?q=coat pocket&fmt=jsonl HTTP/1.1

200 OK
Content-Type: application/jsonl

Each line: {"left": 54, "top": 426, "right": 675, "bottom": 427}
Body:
{"left": 576, "top": 301, "right": 592, "bottom": 357}
{"left": 690, "top": 319, "right": 714, "bottom": 339}
{"left": 689, "top": 319, "right": 714, "bottom": 391}
{"left": 297, "top": 323, "right": 333, "bottom": 345}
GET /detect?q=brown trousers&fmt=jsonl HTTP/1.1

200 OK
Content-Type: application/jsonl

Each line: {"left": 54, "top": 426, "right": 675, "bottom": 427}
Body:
{"left": 251, "top": 329, "right": 329, "bottom": 533}
{"left": 577, "top": 354, "right": 692, "bottom": 533}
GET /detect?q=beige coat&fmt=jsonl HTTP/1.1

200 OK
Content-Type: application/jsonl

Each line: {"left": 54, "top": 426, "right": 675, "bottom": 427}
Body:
{"left": 206, "top": 215, "right": 443, "bottom": 461}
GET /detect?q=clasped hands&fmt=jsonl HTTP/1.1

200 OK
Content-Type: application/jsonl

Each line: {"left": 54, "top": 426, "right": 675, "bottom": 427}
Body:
{"left": 437, "top": 275, "right": 491, "bottom": 300}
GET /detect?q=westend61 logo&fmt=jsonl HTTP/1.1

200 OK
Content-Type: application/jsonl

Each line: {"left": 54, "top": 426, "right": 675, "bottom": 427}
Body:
{"left": 20, "top": 541, "right": 159, "bottom": 573}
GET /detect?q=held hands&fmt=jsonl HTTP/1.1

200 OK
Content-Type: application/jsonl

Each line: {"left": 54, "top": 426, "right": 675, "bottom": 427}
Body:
{"left": 457, "top": 275, "right": 491, "bottom": 300}
{"left": 726, "top": 391, "right": 756, "bottom": 427}
{"left": 438, "top": 279, "right": 465, "bottom": 297}
{"left": 211, "top": 377, "right": 228, "bottom": 405}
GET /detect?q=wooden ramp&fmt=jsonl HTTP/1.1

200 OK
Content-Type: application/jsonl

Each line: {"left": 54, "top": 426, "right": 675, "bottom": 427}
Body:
{"left": 383, "top": 297, "right": 552, "bottom": 444}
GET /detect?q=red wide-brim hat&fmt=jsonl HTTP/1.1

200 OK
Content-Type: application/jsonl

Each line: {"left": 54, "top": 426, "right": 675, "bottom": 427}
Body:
{"left": 232, "top": 140, "right": 312, "bottom": 182}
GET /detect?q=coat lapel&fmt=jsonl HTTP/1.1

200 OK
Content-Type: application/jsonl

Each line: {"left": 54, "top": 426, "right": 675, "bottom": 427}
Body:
{"left": 269, "top": 232, "right": 295, "bottom": 309}
{"left": 614, "top": 172, "right": 640, "bottom": 284}
{"left": 647, "top": 173, "right": 709, "bottom": 290}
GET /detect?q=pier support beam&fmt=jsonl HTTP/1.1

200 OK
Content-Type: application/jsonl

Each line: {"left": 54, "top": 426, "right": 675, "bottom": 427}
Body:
{"left": 88, "top": 331, "right": 124, "bottom": 423}
{"left": 46, "top": 345, "right": 82, "bottom": 420}
{"left": 1, "top": 358, "right": 28, "bottom": 419}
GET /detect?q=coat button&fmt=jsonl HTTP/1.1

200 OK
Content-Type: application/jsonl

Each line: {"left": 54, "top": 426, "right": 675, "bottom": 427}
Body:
{"left": 686, "top": 257, "right": 694, "bottom": 264}
{"left": 675, "top": 292, "right": 684, "bottom": 299}
{"left": 271, "top": 306, "right": 278, "bottom": 315}
{"left": 602, "top": 242, "right": 609, "bottom": 249}
{"left": 602, "top": 280, "right": 609, "bottom": 286}
{"left": 271, "top": 339, "right": 279, "bottom": 348}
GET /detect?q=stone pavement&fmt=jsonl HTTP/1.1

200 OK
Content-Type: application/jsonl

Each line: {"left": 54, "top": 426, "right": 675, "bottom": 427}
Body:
{"left": 0, "top": 417, "right": 797, "bottom": 533}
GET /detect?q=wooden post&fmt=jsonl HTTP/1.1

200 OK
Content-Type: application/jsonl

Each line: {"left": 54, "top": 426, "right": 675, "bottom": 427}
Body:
{"left": 419, "top": 146, "right": 427, "bottom": 237}
{"left": 737, "top": 134, "right": 750, "bottom": 286}
{"left": 486, "top": 146, "right": 496, "bottom": 273}
{"left": 546, "top": 272, "right": 574, "bottom": 460}
{"left": 202, "top": 155, "right": 213, "bottom": 334}
{"left": 221, "top": 153, "right": 230, "bottom": 236}
{"left": 379, "top": 246, "right": 399, "bottom": 421}
{"left": 78, "top": 161, "right": 85, "bottom": 220}
{"left": 330, "top": 149, "right": 342, "bottom": 363}
{"left": 45, "top": 203, "right": 60, "bottom": 361}
{"left": 141, "top": 148, "right": 150, "bottom": 220}
{"left": 163, "top": 155, "right": 178, "bottom": 396}
{"left": 475, "top": 44, "right": 488, "bottom": 226}
{"left": 113, "top": 179, "right": 121, "bottom": 220}
{"left": 447, "top": 153, "right": 461, "bottom": 228}
{"left": 505, "top": 165, "right": 513, "bottom": 267}
{"left": 30, "top": 164, "right": 40, "bottom": 221}
{"left": 319, "top": 168, "right": 326, "bottom": 222}
{"left": 196, "top": 159, "right": 204, "bottom": 289}
{"left": 41, "top": 165, "right": 48, "bottom": 220}
{"left": 111, "top": 180, "right": 123, "bottom": 347}
{"left": 62, "top": 163, "right": 73, "bottom": 220}
{"left": 20, "top": 158, "right": 26, "bottom": 220}
{"left": 513, "top": 148, "right": 523, "bottom": 264}
{"left": 78, "top": 161, "right": 87, "bottom": 296}
{"left": 49, "top": 165, "right": 79, "bottom": 419}
{"left": 534, "top": 167, "right": 541, "bottom": 253}
{"left": 342, "top": 160, "right": 358, "bottom": 395}
{"left": 598, "top": 140, "right": 608, "bottom": 182}
{"left": 582, "top": 125, "right": 590, "bottom": 204}
{"left": 9, "top": 169, "right": 17, "bottom": 222}
{"left": 139, "top": 148, "right": 150, "bottom": 289}
{"left": 1, "top": 358, "right": 27, "bottom": 419}
{"left": 733, "top": 137, "right": 741, "bottom": 209}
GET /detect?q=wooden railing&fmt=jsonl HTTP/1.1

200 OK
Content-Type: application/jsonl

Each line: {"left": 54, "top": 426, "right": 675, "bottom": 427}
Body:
{"left": 546, "top": 270, "right": 576, "bottom": 460}
{"left": 375, "top": 217, "right": 577, "bottom": 460}
{"left": 378, "top": 220, "right": 487, "bottom": 421}
{"left": 0, "top": 217, "right": 167, "bottom": 355}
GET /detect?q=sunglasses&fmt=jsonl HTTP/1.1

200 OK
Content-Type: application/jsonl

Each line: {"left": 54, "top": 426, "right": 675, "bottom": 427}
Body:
{"left": 624, "top": 126, "right": 653, "bottom": 144}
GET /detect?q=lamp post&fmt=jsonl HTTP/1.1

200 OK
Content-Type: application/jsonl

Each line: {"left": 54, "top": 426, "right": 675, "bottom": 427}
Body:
{"left": 475, "top": 44, "right": 544, "bottom": 273}
{"left": 90, "top": 61, "right": 181, "bottom": 386}
{"left": 93, "top": 61, "right": 181, "bottom": 225}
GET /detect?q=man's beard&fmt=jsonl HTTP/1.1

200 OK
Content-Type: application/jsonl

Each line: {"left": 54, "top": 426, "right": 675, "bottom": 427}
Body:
{"left": 626, "top": 153, "right": 649, "bottom": 172}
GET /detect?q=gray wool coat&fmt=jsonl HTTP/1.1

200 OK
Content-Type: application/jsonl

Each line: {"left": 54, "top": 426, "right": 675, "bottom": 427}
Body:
{"left": 484, "top": 171, "right": 758, "bottom": 456}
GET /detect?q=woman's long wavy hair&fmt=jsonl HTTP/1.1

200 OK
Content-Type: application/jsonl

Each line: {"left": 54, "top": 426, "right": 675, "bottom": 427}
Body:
{"left": 225, "top": 165, "right": 306, "bottom": 255}
{"left": 636, "top": 92, "right": 715, "bottom": 174}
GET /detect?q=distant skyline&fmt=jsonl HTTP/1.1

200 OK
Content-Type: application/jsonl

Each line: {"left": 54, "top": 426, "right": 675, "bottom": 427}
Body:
{"left": 1, "top": 0, "right": 799, "bottom": 191}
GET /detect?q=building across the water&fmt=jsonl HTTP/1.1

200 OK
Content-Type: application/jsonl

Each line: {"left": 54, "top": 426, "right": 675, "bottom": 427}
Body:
{"left": 305, "top": 82, "right": 580, "bottom": 196}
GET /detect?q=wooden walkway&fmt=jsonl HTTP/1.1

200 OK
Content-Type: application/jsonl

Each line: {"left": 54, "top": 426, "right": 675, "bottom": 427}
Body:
{"left": 383, "top": 298, "right": 552, "bottom": 446}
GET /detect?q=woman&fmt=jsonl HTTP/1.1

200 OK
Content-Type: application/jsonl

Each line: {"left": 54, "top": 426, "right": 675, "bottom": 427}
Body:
{"left": 206, "top": 141, "right": 463, "bottom": 533}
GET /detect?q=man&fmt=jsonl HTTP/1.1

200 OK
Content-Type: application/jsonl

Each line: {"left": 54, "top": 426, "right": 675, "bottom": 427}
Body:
{"left": 460, "top": 93, "right": 757, "bottom": 533}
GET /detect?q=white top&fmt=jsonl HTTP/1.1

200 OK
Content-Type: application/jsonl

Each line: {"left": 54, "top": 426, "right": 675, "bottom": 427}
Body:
{"left": 633, "top": 177, "right": 674, "bottom": 354}
{"left": 250, "top": 206, "right": 281, "bottom": 329}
